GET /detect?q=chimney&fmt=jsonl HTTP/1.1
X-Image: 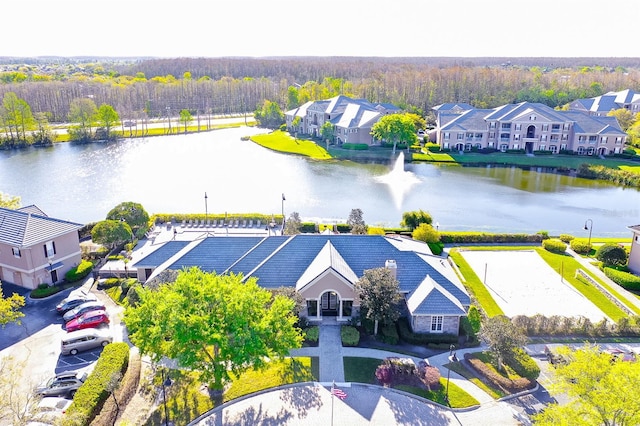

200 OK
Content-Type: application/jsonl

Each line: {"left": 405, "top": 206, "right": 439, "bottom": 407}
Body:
{"left": 385, "top": 259, "right": 397, "bottom": 279}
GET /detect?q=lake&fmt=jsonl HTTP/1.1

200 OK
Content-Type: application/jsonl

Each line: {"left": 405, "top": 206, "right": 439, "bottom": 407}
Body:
{"left": 1, "top": 126, "right": 638, "bottom": 237}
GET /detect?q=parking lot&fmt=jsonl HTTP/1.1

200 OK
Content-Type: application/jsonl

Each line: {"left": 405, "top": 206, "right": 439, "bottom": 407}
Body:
{"left": 0, "top": 278, "right": 125, "bottom": 423}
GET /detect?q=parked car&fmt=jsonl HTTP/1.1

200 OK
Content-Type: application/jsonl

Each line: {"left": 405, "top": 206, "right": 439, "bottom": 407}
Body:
{"left": 65, "top": 310, "right": 109, "bottom": 332}
{"left": 27, "top": 397, "right": 73, "bottom": 424}
{"left": 62, "top": 301, "right": 106, "bottom": 323}
{"left": 36, "top": 371, "right": 87, "bottom": 398}
{"left": 61, "top": 328, "right": 113, "bottom": 355}
{"left": 56, "top": 294, "right": 96, "bottom": 314}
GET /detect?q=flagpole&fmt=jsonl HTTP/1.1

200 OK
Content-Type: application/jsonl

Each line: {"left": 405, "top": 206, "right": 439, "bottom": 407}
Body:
{"left": 331, "top": 380, "right": 335, "bottom": 426}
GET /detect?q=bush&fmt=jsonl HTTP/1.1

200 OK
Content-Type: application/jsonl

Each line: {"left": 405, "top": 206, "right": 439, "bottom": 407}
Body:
{"left": 439, "top": 232, "right": 543, "bottom": 244}
{"left": 465, "top": 352, "right": 535, "bottom": 394}
{"left": 509, "top": 348, "right": 540, "bottom": 380}
{"left": 65, "top": 260, "right": 94, "bottom": 283}
{"left": 604, "top": 267, "right": 640, "bottom": 291}
{"left": 305, "top": 326, "right": 319, "bottom": 343}
{"left": 570, "top": 238, "right": 592, "bottom": 254}
{"left": 559, "top": 234, "right": 575, "bottom": 243}
{"left": 427, "top": 242, "right": 444, "bottom": 255}
{"left": 542, "top": 239, "right": 566, "bottom": 254}
{"left": 341, "top": 325, "right": 360, "bottom": 346}
{"left": 595, "top": 243, "right": 628, "bottom": 266}
{"left": 63, "top": 343, "right": 129, "bottom": 425}
{"left": 380, "top": 324, "right": 399, "bottom": 345}
{"left": 98, "top": 278, "right": 121, "bottom": 290}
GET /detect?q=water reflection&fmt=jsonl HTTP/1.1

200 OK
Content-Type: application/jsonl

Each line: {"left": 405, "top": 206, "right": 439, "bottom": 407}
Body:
{"left": 0, "top": 127, "right": 638, "bottom": 237}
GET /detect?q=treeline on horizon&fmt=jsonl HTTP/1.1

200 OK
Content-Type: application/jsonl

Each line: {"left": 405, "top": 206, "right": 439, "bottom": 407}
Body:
{"left": 0, "top": 56, "right": 639, "bottom": 124}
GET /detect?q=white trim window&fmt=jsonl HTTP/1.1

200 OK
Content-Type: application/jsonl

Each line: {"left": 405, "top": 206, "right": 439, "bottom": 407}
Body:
{"left": 12, "top": 247, "right": 21, "bottom": 258}
{"left": 44, "top": 241, "right": 57, "bottom": 258}
{"left": 431, "top": 315, "right": 444, "bottom": 332}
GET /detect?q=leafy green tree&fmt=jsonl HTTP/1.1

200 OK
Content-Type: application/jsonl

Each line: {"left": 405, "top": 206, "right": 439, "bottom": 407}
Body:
{"left": 347, "top": 208, "right": 367, "bottom": 235}
{"left": 320, "top": 121, "right": 335, "bottom": 147}
{"left": 371, "top": 113, "right": 419, "bottom": 154}
{"left": 283, "top": 211, "right": 302, "bottom": 235}
{"left": 412, "top": 223, "right": 440, "bottom": 244}
{"left": 96, "top": 104, "right": 119, "bottom": 140}
{"left": 91, "top": 220, "right": 133, "bottom": 249}
{"left": 286, "top": 86, "right": 299, "bottom": 110}
{"left": 32, "top": 112, "right": 54, "bottom": 146}
{"left": 106, "top": 201, "right": 150, "bottom": 238}
{"left": 0, "top": 192, "right": 20, "bottom": 209}
{"left": 68, "top": 98, "right": 98, "bottom": 142}
{"left": 1, "top": 92, "right": 35, "bottom": 142}
{"left": 0, "top": 284, "right": 25, "bottom": 327}
{"left": 479, "top": 315, "right": 527, "bottom": 372}
{"left": 607, "top": 108, "right": 635, "bottom": 132}
{"left": 179, "top": 109, "right": 192, "bottom": 133}
{"left": 533, "top": 345, "right": 640, "bottom": 426}
{"left": 355, "top": 267, "right": 403, "bottom": 335}
{"left": 595, "top": 243, "right": 628, "bottom": 266}
{"left": 254, "top": 100, "right": 284, "bottom": 129}
{"left": 401, "top": 209, "right": 433, "bottom": 230}
{"left": 123, "top": 267, "right": 303, "bottom": 392}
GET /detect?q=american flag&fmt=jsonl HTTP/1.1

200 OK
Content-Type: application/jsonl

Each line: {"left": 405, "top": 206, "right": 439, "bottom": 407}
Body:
{"left": 331, "top": 386, "right": 347, "bottom": 400}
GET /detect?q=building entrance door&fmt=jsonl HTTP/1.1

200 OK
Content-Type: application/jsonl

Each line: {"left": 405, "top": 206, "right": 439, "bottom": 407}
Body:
{"left": 321, "top": 292, "right": 338, "bottom": 316}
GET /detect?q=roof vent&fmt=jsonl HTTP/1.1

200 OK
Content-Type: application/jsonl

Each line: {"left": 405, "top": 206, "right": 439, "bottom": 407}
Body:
{"left": 385, "top": 259, "right": 397, "bottom": 278}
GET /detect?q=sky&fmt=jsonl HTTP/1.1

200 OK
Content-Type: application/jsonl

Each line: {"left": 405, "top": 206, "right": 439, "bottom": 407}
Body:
{"left": 3, "top": 0, "right": 639, "bottom": 58}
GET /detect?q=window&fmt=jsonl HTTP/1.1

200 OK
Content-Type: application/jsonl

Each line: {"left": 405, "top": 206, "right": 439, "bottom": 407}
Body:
{"left": 588, "top": 136, "right": 597, "bottom": 144}
{"left": 44, "top": 241, "right": 57, "bottom": 258}
{"left": 563, "top": 123, "right": 571, "bottom": 130}
{"left": 443, "top": 132, "right": 450, "bottom": 140}
{"left": 529, "top": 115, "right": 537, "bottom": 121}
{"left": 501, "top": 123, "right": 511, "bottom": 130}
{"left": 539, "top": 144, "right": 546, "bottom": 151}
{"left": 560, "top": 143, "right": 567, "bottom": 151}
{"left": 457, "top": 133, "right": 464, "bottom": 140}
{"left": 514, "top": 134, "right": 521, "bottom": 141}
{"left": 500, "top": 133, "right": 510, "bottom": 141}
{"left": 541, "top": 135, "right": 547, "bottom": 142}
{"left": 514, "top": 124, "right": 521, "bottom": 131}
{"left": 12, "top": 247, "right": 21, "bottom": 258}
{"left": 500, "top": 144, "right": 508, "bottom": 152}
{"left": 489, "top": 122, "right": 496, "bottom": 129}
{"left": 551, "top": 124, "right": 560, "bottom": 132}
{"left": 542, "top": 124, "right": 549, "bottom": 131}
{"left": 489, "top": 132, "right": 495, "bottom": 139}
{"left": 600, "top": 137, "right": 608, "bottom": 145}
{"left": 616, "top": 137, "right": 623, "bottom": 144}
{"left": 466, "top": 132, "right": 474, "bottom": 141}
{"left": 431, "top": 316, "right": 443, "bottom": 332}
{"left": 549, "top": 145, "right": 558, "bottom": 153}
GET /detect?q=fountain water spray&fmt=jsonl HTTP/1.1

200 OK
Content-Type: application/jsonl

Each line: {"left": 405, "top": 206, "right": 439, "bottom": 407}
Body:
{"left": 375, "top": 152, "right": 421, "bottom": 209}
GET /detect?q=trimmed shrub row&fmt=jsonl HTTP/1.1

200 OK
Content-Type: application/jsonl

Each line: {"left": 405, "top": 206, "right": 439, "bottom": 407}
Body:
{"left": 570, "top": 238, "right": 592, "bottom": 254}
{"left": 341, "top": 143, "right": 369, "bottom": 150}
{"left": 605, "top": 267, "right": 640, "bottom": 291}
{"left": 464, "top": 353, "right": 535, "bottom": 394}
{"left": 440, "top": 232, "right": 544, "bottom": 244}
{"left": 65, "top": 260, "right": 94, "bottom": 283}
{"left": 542, "top": 239, "right": 567, "bottom": 254}
{"left": 62, "top": 342, "right": 130, "bottom": 426}
{"left": 397, "top": 317, "right": 458, "bottom": 345}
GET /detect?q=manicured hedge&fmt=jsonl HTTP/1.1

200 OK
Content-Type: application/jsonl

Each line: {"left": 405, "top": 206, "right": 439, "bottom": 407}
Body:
{"left": 440, "top": 232, "right": 544, "bottom": 244}
{"left": 341, "top": 326, "right": 360, "bottom": 346}
{"left": 464, "top": 352, "right": 535, "bottom": 394}
{"left": 397, "top": 317, "right": 458, "bottom": 345}
{"left": 62, "top": 342, "right": 130, "bottom": 426}
{"left": 570, "top": 238, "right": 591, "bottom": 254}
{"left": 65, "top": 260, "right": 94, "bottom": 283}
{"left": 542, "top": 239, "right": 567, "bottom": 254}
{"left": 509, "top": 348, "right": 540, "bottom": 381}
{"left": 305, "top": 326, "right": 319, "bottom": 343}
{"left": 341, "top": 143, "right": 369, "bottom": 150}
{"left": 605, "top": 267, "right": 640, "bottom": 291}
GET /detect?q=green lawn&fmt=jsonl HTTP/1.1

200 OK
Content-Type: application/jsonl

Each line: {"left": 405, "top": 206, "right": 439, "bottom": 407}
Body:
{"left": 155, "top": 357, "right": 318, "bottom": 426}
{"left": 342, "top": 357, "right": 479, "bottom": 409}
{"left": 620, "top": 165, "right": 640, "bottom": 174}
{"left": 447, "top": 152, "right": 639, "bottom": 169}
{"left": 251, "top": 130, "right": 332, "bottom": 160}
{"left": 448, "top": 249, "right": 505, "bottom": 317}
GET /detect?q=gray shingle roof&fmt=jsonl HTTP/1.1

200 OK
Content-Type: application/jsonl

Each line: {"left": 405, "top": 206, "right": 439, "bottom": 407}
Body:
{"left": 0, "top": 207, "right": 82, "bottom": 247}
{"left": 137, "top": 235, "right": 470, "bottom": 315}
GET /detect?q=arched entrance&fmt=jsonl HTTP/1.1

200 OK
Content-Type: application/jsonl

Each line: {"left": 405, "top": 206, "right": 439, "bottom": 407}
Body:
{"left": 305, "top": 290, "right": 354, "bottom": 321}
{"left": 321, "top": 291, "right": 339, "bottom": 316}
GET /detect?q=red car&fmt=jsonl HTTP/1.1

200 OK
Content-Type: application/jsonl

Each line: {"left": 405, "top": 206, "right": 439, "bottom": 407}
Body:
{"left": 65, "top": 310, "right": 109, "bottom": 332}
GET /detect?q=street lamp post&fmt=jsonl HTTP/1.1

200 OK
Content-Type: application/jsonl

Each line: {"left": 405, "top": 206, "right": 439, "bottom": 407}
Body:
{"left": 584, "top": 219, "right": 593, "bottom": 247}
{"left": 281, "top": 193, "right": 286, "bottom": 235}
{"left": 204, "top": 192, "right": 208, "bottom": 224}
{"left": 160, "top": 367, "right": 172, "bottom": 426}
{"left": 48, "top": 259, "right": 54, "bottom": 285}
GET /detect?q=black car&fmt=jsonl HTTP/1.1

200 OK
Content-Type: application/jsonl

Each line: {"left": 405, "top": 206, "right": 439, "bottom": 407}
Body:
{"left": 56, "top": 296, "right": 96, "bottom": 314}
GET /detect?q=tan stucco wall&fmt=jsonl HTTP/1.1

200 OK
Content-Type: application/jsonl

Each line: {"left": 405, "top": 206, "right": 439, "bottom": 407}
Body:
{"left": 299, "top": 272, "right": 356, "bottom": 302}
{"left": 0, "top": 232, "right": 81, "bottom": 289}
